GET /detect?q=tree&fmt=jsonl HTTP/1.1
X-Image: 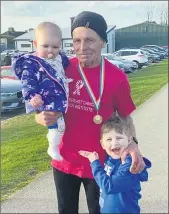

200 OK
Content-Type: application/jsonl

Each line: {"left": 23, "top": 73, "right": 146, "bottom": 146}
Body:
{"left": 158, "top": 3, "right": 168, "bottom": 25}
{"left": 144, "top": 1, "right": 155, "bottom": 22}
{"left": 163, "top": 6, "right": 168, "bottom": 25}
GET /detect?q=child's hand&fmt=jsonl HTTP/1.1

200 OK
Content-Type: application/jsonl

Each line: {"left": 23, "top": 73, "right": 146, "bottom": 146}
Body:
{"left": 30, "top": 94, "right": 44, "bottom": 108}
{"left": 79, "top": 150, "right": 99, "bottom": 163}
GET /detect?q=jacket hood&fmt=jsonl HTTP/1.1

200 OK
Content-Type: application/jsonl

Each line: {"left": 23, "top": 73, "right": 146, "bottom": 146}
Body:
{"left": 12, "top": 53, "right": 28, "bottom": 80}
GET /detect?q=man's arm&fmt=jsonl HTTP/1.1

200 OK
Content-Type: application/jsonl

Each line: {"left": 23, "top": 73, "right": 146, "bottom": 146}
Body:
{"left": 114, "top": 78, "right": 145, "bottom": 174}
{"left": 119, "top": 115, "right": 136, "bottom": 138}
{"left": 120, "top": 115, "right": 146, "bottom": 174}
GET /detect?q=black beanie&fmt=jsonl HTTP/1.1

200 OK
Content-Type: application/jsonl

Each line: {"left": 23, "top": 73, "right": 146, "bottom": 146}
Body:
{"left": 71, "top": 11, "right": 108, "bottom": 43}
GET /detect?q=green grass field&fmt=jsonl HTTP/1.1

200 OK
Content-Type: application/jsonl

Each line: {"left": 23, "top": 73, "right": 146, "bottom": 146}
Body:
{"left": 1, "top": 60, "right": 168, "bottom": 201}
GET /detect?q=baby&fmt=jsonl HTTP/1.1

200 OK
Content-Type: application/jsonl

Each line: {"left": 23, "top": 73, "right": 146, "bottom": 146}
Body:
{"left": 79, "top": 114, "right": 151, "bottom": 213}
{"left": 12, "top": 22, "right": 72, "bottom": 160}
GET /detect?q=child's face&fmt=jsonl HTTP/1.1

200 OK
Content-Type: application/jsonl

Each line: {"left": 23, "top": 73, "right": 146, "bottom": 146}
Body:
{"left": 34, "top": 31, "right": 61, "bottom": 59}
{"left": 101, "top": 129, "right": 131, "bottom": 159}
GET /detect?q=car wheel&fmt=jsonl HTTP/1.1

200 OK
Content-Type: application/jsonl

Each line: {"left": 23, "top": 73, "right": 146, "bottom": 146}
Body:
{"left": 133, "top": 61, "right": 139, "bottom": 69}
{"left": 148, "top": 57, "right": 154, "bottom": 63}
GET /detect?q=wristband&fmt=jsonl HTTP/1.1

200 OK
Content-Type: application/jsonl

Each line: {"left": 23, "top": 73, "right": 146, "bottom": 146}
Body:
{"left": 133, "top": 137, "right": 138, "bottom": 144}
{"left": 35, "top": 110, "right": 41, "bottom": 114}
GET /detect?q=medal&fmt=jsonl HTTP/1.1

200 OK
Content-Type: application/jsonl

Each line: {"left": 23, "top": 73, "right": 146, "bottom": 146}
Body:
{"left": 93, "top": 115, "right": 103, "bottom": 124}
{"left": 78, "top": 57, "right": 105, "bottom": 125}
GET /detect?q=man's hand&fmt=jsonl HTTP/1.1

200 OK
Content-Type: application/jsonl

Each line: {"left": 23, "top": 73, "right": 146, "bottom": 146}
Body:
{"left": 121, "top": 141, "right": 145, "bottom": 174}
{"left": 79, "top": 150, "right": 99, "bottom": 163}
{"left": 35, "top": 111, "right": 61, "bottom": 127}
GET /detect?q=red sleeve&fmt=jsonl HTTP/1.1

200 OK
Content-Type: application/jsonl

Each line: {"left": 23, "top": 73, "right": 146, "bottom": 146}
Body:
{"left": 114, "top": 79, "right": 136, "bottom": 117}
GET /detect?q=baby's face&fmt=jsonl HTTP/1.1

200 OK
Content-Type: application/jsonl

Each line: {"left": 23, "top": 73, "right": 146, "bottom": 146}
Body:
{"left": 35, "top": 31, "right": 61, "bottom": 59}
{"left": 101, "top": 129, "right": 131, "bottom": 159}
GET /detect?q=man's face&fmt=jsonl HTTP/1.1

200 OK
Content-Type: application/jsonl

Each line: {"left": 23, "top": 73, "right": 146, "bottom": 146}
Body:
{"left": 101, "top": 129, "right": 131, "bottom": 159}
{"left": 72, "top": 27, "right": 105, "bottom": 67}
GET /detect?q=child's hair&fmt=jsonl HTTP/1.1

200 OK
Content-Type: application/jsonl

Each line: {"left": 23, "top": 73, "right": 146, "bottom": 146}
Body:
{"left": 35, "top": 22, "right": 62, "bottom": 39}
{"left": 100, "top": 113, "right": 130, "bottom": 139}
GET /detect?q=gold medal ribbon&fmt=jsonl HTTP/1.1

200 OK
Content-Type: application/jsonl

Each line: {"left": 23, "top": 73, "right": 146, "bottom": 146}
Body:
{"left": 78, "top": 57, "right": 105, "bottom": 112}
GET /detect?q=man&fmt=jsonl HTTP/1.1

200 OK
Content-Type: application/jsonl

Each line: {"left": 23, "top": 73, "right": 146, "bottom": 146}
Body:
{"left": 35, "top": 11, "right": 145, "bottom": 214}
{"left": 3, "top": 53, "right": 11, "bottom": 66}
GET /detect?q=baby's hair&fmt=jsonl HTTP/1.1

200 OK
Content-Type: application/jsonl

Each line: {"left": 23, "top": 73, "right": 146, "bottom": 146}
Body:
{"left": 100, "top": 113, "right": 130, "bottom": 139}
{"left": 35, "top": 22, "right": 62, "bottom": 39}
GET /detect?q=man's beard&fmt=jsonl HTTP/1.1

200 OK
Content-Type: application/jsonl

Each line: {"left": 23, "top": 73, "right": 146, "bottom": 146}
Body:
{"left": 79, "top": 58, "right": 100, "bottom": 68}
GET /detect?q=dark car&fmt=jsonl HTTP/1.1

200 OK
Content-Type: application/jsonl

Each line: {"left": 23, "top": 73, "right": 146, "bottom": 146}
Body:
{"left": 141, "top": 49, "right": 161, "bottom": 63}
{"left": 141, "top": 48, "right": 163, "bottom": 60}
{"left": 142, "top": 45, "right": 167, "bottom": 52}
{"left": 141, "top": 45, "right": 168, "bottom": 58}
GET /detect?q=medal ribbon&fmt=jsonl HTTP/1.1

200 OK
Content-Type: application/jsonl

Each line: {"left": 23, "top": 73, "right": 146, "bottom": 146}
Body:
{"left": 78, "top": 57, "right": 105, "bottom": 112}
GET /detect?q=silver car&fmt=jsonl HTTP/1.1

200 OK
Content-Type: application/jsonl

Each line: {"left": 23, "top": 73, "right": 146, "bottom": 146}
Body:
{"left": 1, "top": 78, "right": 25, "bottom": 112}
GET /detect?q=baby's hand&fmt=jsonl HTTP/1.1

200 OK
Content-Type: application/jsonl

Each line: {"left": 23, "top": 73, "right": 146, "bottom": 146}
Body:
{"left": 30, "top": 94, "right": 44, "bottom": 108}
{"left": 79, "top": 150, "right": 99, "bottom": 163}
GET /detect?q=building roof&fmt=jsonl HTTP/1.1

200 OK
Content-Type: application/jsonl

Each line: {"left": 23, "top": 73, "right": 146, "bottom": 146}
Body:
{"left": 1, "top": 30, "right": 25, "bottom": 38}
{"left": 14, "top": 25, "right": 116, "bottom": 41}
{"left": 14, "top": 30, "right": 35, "bottom": 41}
{"left": 107, "top": 25, "right": 116, "bottom": 33}
{"left": 116, "top": 22, "right": 168, "bottom": 30}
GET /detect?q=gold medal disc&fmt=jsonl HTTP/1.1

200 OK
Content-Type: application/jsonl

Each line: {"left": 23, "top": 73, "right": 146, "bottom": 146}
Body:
{"left": 93, "top": 115, "right": 103, "bottom": 124}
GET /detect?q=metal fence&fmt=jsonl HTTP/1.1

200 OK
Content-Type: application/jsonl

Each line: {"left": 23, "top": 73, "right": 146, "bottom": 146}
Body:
{"left": 115, "top": 23, "right": 168, "bottom": 51}
{"left": 115, "top": 33, "right": 168, "bottom": 51}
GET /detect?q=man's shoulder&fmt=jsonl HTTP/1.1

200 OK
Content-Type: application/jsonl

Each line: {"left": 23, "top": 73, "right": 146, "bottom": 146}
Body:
{"left": 65, "top": 57, "right": 78, "bottom": 72}
{"left": 104, "top": 58, "right": 127, "bottom": 82}
{"left": 69, "top": 56, "right": 78, "bottom": 64}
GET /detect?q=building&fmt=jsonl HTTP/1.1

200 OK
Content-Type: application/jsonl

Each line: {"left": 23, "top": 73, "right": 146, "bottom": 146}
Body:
{"left": 102, "top": 25, "right": 116, "bottom": 53}
{"left": 115, "top": 21, "right": 168, "bottom": 51}
{"left": 0, "top": 27, "right": 25, "bottom": 51}
{"left": 13, "top": 27, "right": 74, "bottom": 53}
{"left": 13, "top": 18, "right": 116, "bottom": 53}
{"left": 13, "top": 29, "right": 35, "bottom": 53}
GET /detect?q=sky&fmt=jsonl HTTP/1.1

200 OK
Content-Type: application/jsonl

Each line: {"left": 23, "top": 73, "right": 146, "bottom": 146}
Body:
{"left": 1, "top": 1, "right": 168, "bottom": 33}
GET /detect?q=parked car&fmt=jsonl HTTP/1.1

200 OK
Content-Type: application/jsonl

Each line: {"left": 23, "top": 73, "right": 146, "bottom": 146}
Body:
{"left": 1, "top": 66, "right": 25, "bottom": 112}
{"left": 110, "top": 56, "right": 138, "bottom": 71}
{"left": 102, "top": 54, "right": 137, "bottom": 73}
{"left": 141, "top": 50, "right": 161, "bottom": 63}
{"left": 141, "top": 48, "right": 163, "bottom": 60}
{"left": 102, "top": 54, "right": 126, "bottom": 72}
{"left": 112, "top": 49, "right": 148, "bottom": 69}
{"left": 149, "top": 48, "right": 167, "bottom": 59}
{"left": 141, "top": 45, "right": 168, "bottom": 58}
{"left": 142, "top": 45, "right": 167, "bottom": 52}
{"left": 161, "top": 46, "right": 168, "bottom": 50}
{"left": 0, "top": 66, "right": 16, "bottom": 80}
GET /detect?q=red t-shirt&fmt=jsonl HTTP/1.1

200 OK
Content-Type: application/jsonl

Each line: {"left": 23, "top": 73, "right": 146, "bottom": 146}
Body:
{"left": 51, "top": 57, "right": 136, "bottom": 178}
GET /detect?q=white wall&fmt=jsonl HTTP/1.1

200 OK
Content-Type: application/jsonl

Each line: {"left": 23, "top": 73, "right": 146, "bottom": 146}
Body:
{"left": 15, "top": 40, "right": 33, "bottom": 52}
{"left": 102, "top": 29, "right": 116, "bottom": 53}
{"left": 15, "top": 38, "right": 73, "bottom": 54}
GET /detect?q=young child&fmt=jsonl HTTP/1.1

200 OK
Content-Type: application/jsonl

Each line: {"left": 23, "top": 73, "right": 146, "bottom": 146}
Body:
{"left": 12, "top": 22, "right": 72, "bottom": 160}
{"left": 79, "top": 114, "right": 151, "bottom": 213}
